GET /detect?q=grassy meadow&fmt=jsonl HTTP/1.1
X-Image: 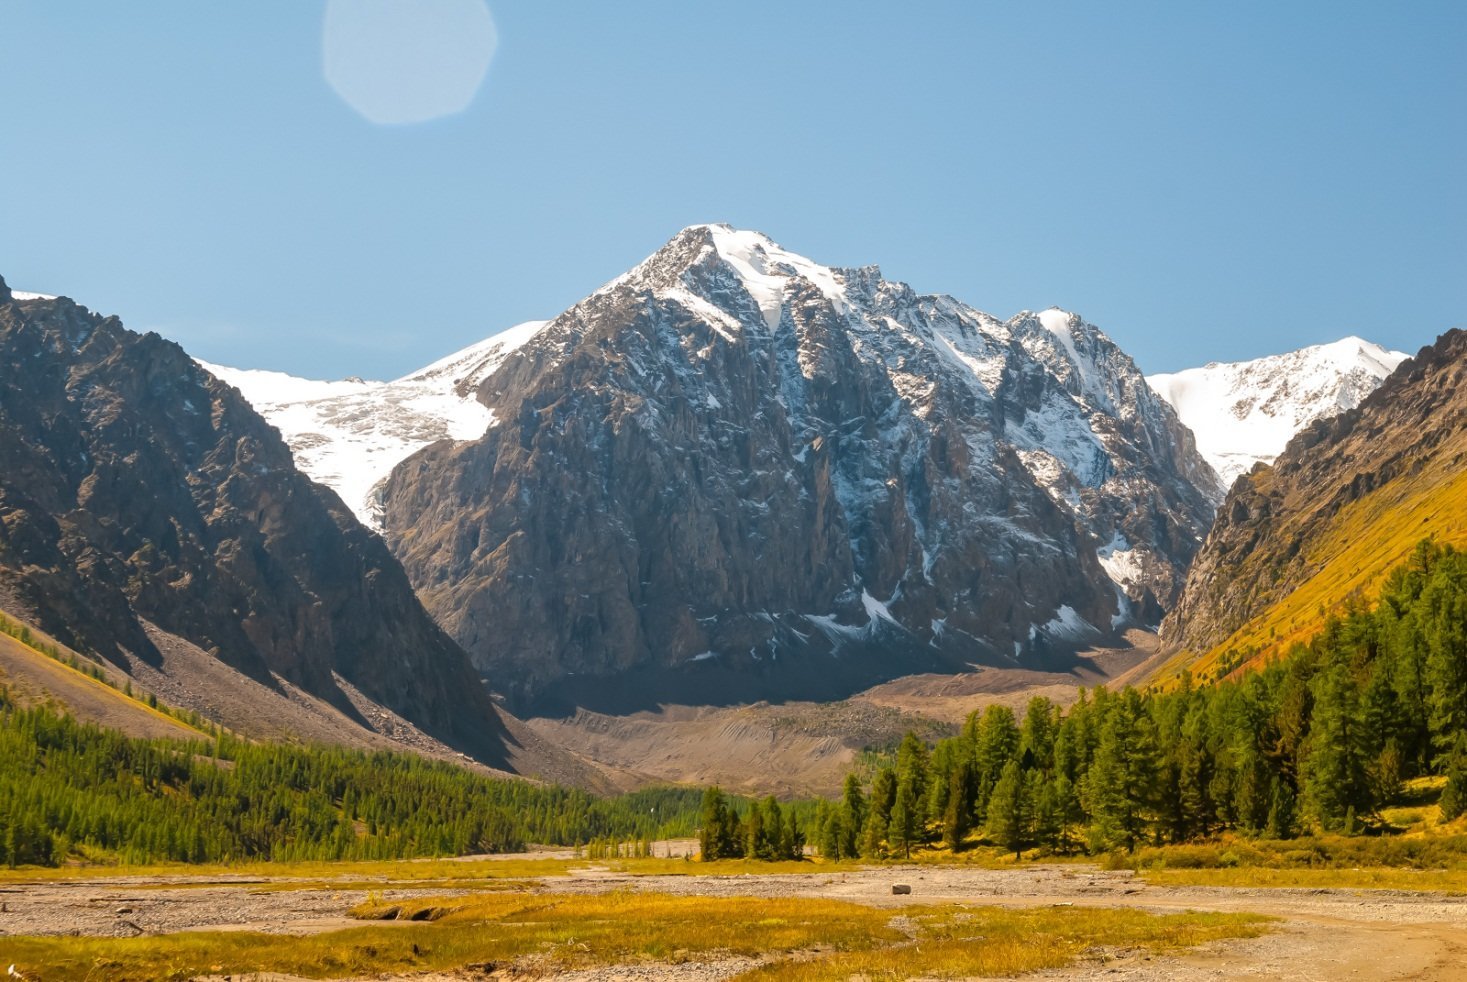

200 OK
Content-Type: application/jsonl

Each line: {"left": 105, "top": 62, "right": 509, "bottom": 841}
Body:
{"left": 4, "top": 890, "right": 1268, "bottom": 981}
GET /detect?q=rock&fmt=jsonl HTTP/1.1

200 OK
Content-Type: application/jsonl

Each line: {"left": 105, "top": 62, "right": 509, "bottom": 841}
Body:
{"left": 0, "top": 284, "right": 505, "bottom": 759}
{"left": 381, "top": 226, "right": 1220, "bottom": 708}
{"left": 891, "top": 884, "right": 912, "bottom": 895}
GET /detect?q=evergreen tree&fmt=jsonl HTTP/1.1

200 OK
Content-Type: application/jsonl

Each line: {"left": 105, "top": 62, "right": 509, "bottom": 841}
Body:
{"left": 1083, "top": 691, "right": 1158, "bottom": 853}
{"left": 986, "top": 759, "right": 1029, "bottom": 858}
{"left": 895, "top": 732, "right": 930, "bottom": 806}
{"left": 869, "top": 767, "right": 897, "bottom": 831}
{"left": 887, "top": 779, "right": 920, "bottom": 859}
{"left": 1303, "top": 658, "right": 1373, "bottom": 830}
{"left": 1264, "top": 777, "right": 1297, "bottom": 839}
{"left": 941, "top": 758, "right": 975, "bottom": 851}
{"left": 839, "top": 772, "right": 865, "bottom": 858}
{"left": 860, "top": 805, "right": 887, "bottom": 858}
{"left": 1439, "top": 734, "right": 1467, "bottom": 823}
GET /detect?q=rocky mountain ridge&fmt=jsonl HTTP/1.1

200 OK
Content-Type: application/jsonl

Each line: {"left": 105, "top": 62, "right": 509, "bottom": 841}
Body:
{"left": 0, "top": 275, "right": 507, "bottom": 760}
{"left": 373, "top": 225, "right": 1222, "bottom": 706}
{"left": 1160, "top": 328, "right": 1467, "bottom": 674}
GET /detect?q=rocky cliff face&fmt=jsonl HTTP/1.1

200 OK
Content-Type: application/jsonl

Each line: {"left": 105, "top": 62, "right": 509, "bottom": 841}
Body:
{"left": 0, "top": 276, "right": 503, "bottom": 756}
{"left": 381, "top": 226, "right": 1221, "bottom": 705}
{"left": 1162, "top": 328, "right": 1467, "bottom": 660}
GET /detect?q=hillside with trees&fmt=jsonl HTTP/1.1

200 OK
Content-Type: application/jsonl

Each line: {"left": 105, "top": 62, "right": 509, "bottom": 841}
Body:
{"left": 0, "top": 692, "right": 704, "bottom": 867}
{"left": 812, "top": 540, "right": 1467, "bottom": 859}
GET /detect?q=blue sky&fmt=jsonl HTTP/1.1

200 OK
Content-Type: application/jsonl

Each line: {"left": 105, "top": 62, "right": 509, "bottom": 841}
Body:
{"left": 3, "top": 1, "right": 1463, "bottom": 378}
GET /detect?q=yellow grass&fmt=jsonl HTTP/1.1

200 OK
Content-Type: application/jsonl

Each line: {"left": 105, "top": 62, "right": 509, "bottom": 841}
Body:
{"left": 5, "top": 892, "right": 903, "bottom": 980}
{"left": 0, "top": 607, "right": 212, "bottom": 739}
{"left": 1163, "top": 463, "right": 1467, "bottom": 685}
{"left": 5, "top": 891, "right": 1269, "bottom": 982}
{"left": 0, "top": 853, "right": 864, "bottom": 885}
{"left": 1142, "top": 867, "right": 1467, "bottom": 894}
{"left": 732, "top": 906, "right": 1268, "bottom": 981}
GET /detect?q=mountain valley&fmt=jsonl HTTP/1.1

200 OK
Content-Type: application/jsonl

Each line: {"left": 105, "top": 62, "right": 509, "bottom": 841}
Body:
{"left": 0, "top": 227, "right": 1443, "bottom": 798}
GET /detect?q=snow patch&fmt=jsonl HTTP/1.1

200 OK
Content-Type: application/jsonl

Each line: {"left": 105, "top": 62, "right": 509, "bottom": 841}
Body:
{"left": 1035, "top": 605, "right": 1095, "bottom": 642}
{"left": 1096, "top": 532, "right": 1144, "bottom": 589}
{"left": 861, "top": 590, "right": 900, "bottom": 626}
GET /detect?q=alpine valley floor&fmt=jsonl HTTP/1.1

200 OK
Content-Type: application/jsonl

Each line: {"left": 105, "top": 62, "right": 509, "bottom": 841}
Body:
{"left": 4, "top": 848, "right": 1467, "bottom": 981}
{"left": 522, "top": 631, "right": 1163, "bottom": 798}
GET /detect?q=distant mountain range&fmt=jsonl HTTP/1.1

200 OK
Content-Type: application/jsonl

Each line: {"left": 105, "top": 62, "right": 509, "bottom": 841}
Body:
{"left": 200, "top": 228, "right": 1415, "bottom": 710}
{"left": 1, "top": 224, "right": 1434, "bottom": 762}
{"left": 1146, "top": 338, "right": 1407, "bottom": 487}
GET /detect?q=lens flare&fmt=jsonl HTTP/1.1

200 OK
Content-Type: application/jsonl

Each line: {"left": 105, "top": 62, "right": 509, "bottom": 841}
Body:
{"left": 323, "top": 0, "right": 497, "bottom": 125}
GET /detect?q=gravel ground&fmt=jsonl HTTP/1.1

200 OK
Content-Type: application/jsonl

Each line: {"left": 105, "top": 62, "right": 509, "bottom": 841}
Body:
{"left": 6, "top": 864, "right": 1467, "bottom": 980}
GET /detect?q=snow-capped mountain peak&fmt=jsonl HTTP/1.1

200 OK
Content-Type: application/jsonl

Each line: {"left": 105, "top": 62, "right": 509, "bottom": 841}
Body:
{"left": 372, "top": 226, "right": 1223, "bottom": 701}
{"left": 201, "top": 319, "right": 547, "bottom": 528}
{"left": 1146, "top": 337, "right": 1408, "bottom": 487}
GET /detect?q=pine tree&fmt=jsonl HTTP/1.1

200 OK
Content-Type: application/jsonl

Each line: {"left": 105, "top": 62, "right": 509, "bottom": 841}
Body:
{"left": 887, "top": 779, "right": 919, "bottom": 859}
{"left": 1439, "top": 733, "right": 1467, "bottom": 822}
{"left": 895, "top": 732, "right": 930, "bottom": 806}
{"left": 815, "top": 801, "right": 840, "bottom": 859}
{"left": 1264, "top": 777, "right": 1297, "bottom": 839}
{"left": 784, "top": 810, "right": 804, "bottom": 859}
{"left": 869, "top": 767, "right": 897, "bottom": 831}
{"left": 987, "top": 759, "right": 1029, "bottom": 859}
{"left": 941, "top": 758, "right": 975, "bottom": 851}
{"left": 1303, "top": 657, "right": 1373, "bottom": 830}
{"left": 1019, "top": 696, "right": 1057, "bottom": 771}
{"left": 839, "top": 772, "right": 865, "bottom": 858}
{"left": 1082, "top": 691, "right": 1158, "bottom": 853}
{"left": 698, "top": 786, "right": 736, "bottom": 860}
{"left": 859, "top": 806, "right": 886, "bottom": 858}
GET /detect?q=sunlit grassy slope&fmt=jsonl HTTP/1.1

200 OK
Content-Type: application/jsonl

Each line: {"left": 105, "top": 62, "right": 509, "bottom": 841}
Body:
{"left": 1160, "top": 459, "right": 1467, "bottom": 685}
{"left": 0, "top": 610, "right": 210, "bottom": 740}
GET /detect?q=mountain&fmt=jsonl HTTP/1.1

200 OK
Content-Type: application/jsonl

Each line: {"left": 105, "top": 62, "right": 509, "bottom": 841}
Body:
{"left": 358, "top": 225, "right": 1221, "bottom": 707}
{"left": 201, "top": 320, "right": 546, "bottom": 529}
{"left": 0, "top": 276, "right": 509, "bottom": 762}
{"left": 1147, "top": 338, "right": 1407, "bottom": 488}
{"left": 1160, "top": 328, "right": 1467, "bottom": 681}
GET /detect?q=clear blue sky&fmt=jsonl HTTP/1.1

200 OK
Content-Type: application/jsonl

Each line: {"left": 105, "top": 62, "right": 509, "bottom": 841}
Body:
{"left": 3, "top": 1, "right": 1463, "bottom": 378}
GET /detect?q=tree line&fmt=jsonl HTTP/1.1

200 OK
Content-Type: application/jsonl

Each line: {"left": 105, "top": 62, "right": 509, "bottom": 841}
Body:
{"left": 796, "top": 539, "right": 1467, "bottom": 861}
{"left": 0, "top": 690, "right": 707, "bottom": 867}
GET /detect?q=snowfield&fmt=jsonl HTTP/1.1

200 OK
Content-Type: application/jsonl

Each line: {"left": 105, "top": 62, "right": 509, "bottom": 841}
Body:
{"left": 202, "top": 320, "right": 546, "bottom": 528}
{"left": 1147, "top": 337, "right": 1407, "bottom": 487}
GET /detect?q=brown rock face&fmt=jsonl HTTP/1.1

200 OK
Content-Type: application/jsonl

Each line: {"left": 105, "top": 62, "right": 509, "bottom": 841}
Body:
{"left": 383, "top": 227, "right": 1219, "bottom": 708}
{"left": 1162, "top": 328, "right": 1467, "bottom": 655}
{"left": 0, "top": 276, "right": 503, "bottom": 757}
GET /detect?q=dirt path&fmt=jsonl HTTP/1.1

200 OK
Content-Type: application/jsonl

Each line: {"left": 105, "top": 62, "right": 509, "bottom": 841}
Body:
{"left": 5, "top": 864, "right": 1467, "bottom": 979}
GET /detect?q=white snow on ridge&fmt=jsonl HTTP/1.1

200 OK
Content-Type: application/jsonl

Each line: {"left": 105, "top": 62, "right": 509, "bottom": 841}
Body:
{"left": 1147, "top": 336, "right": 1407, "bottom": 486}
{"left": 202, "top": 320, "right": 547, "bottom": 529}
{"left": 702, "top": 224, "right": 851, "bottom": 318}
{"left": 10, "top": 290, "right": 58, "bottom": 301}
